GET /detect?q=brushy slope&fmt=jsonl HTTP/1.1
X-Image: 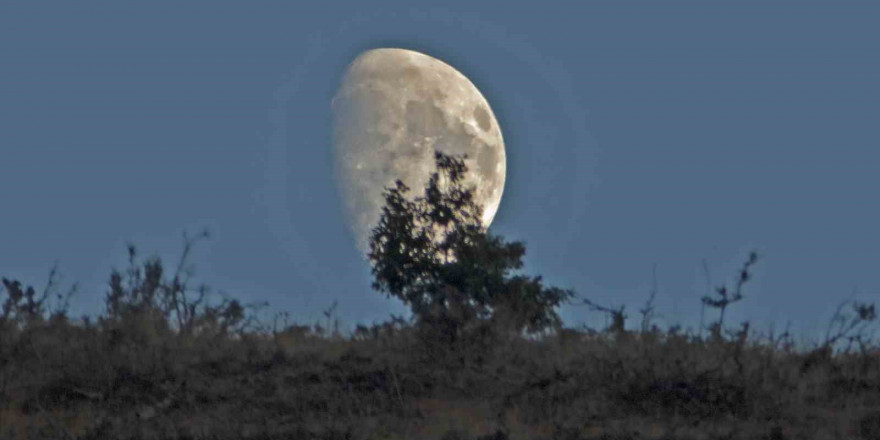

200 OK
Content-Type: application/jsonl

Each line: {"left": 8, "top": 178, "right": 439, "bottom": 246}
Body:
{"left": 1, "top": 241, "right": 878, "bottom": 440}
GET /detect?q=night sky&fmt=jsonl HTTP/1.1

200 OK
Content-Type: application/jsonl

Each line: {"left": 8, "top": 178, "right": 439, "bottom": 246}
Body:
{"left": 2, "top": 2, "right": 878, "bottom": 348}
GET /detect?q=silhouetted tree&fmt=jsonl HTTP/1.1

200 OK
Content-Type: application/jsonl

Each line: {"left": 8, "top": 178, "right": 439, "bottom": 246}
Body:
{"left": 368, "top": 152, "right": 573, "bottom": 345}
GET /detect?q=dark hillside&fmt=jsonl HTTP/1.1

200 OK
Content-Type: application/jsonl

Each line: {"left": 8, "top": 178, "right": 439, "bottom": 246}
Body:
{"left": 2, "top": 155, "right": 878, "bottom": 439}
{"left": 1, "top": 250, "right": 878, "bottom": 439}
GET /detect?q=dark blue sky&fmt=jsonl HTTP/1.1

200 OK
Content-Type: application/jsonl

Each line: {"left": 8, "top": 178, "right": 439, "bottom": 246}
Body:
{"left": 2, "top": 2, "right": 877, "bottom": 347}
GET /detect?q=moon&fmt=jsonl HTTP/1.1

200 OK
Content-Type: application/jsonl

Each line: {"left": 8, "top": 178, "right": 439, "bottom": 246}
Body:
{"left": 332, "top": 48, "right": 506, "bottom": 253}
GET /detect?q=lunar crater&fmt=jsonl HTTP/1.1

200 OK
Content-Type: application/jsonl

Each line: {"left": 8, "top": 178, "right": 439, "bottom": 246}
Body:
{"left": 473, "top": 105, "right": 492, "bottom": 131}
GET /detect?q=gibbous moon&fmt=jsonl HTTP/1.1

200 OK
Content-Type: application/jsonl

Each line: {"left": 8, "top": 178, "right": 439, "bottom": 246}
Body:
{"left": 332, "top": 48, "right": 506, "bottom": 252}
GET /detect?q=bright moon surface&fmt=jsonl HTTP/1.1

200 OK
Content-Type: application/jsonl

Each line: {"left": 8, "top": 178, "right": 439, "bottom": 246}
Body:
{"left": 332, "top": 48, "right": 506, "bottom": 252}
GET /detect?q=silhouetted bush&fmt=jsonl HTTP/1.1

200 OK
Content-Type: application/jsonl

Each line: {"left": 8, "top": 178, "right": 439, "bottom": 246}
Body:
{"left": 368, "top": 152, "right": 573, "bottom": 357}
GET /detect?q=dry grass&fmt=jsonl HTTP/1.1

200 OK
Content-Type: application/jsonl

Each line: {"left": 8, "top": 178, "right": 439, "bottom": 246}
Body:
{"left": 2, "top": 244, "right": 878, "bottom": 439}
{"left": 1, "top": 312, "right": 879, "bottom": 440}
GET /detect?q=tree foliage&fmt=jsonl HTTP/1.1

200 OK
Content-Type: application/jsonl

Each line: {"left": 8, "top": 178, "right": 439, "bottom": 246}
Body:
{"left": 368, "top": 152, "right": 573, "bottom": 342}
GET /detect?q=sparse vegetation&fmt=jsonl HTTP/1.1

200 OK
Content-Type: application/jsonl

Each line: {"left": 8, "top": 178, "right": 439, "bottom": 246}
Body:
{"left": 1, "top": 153, "right": 878, "bottom": 439}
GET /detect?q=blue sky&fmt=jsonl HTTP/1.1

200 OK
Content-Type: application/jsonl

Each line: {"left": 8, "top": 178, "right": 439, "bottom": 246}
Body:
{"left": 2, "top": 2, "right": 877, "bottom": 347}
